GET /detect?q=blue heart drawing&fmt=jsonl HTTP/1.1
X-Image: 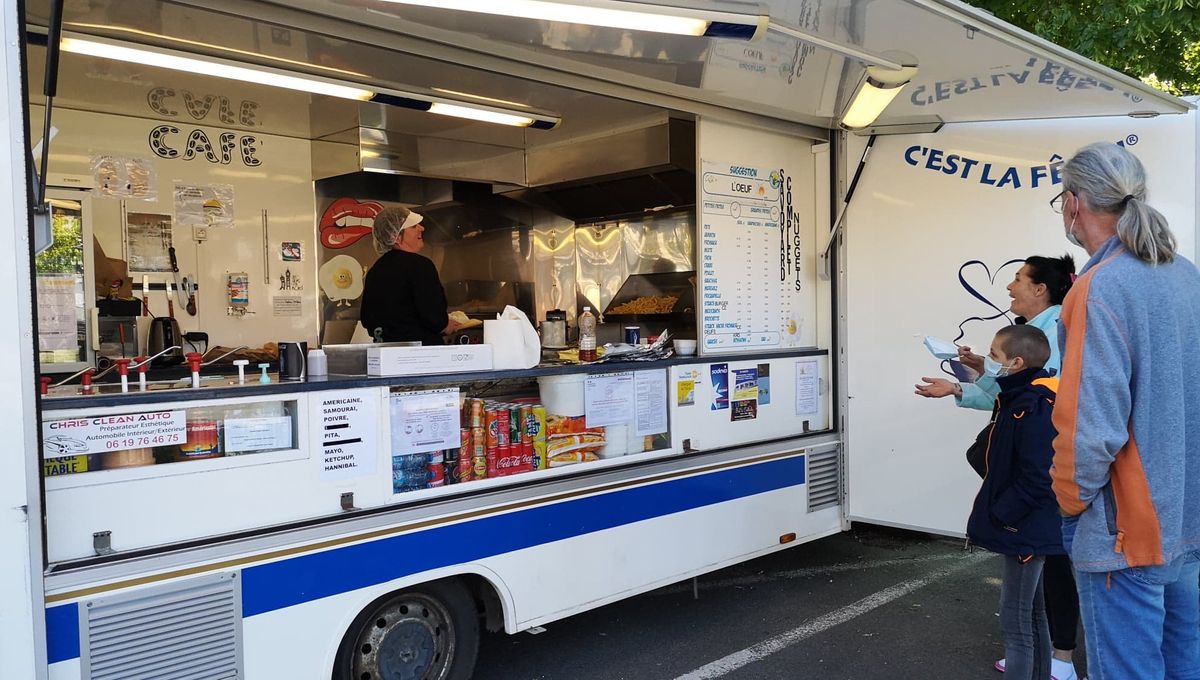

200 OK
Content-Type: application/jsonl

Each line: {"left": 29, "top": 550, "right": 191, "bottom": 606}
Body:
{"left": 952, "top": 258, "right": 1025, "bottom": 343}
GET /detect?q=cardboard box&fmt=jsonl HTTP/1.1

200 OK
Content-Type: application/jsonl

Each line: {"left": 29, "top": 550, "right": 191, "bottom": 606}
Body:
{"left": 366, "top": 344, "right": 493, "bottom": 376}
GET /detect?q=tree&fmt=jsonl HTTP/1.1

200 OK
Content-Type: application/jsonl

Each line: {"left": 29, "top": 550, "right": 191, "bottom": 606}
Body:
{"left": 969, "top": 0, "right": 1200, "bottom": 95}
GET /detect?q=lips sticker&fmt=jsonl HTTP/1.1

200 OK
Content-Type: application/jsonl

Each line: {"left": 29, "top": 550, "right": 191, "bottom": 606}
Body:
{"left": 320, "top": 198, "right": 383, "bottom": 249}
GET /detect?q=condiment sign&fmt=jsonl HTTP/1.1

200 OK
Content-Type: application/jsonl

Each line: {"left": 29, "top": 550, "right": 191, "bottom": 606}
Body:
{"left": 42, "top": 411, "right": 185, "bottom": 458}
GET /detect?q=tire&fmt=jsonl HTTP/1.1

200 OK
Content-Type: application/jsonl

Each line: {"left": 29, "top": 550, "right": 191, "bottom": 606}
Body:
{"left": 333, "top": 580, "right": 479, "bottom": 680}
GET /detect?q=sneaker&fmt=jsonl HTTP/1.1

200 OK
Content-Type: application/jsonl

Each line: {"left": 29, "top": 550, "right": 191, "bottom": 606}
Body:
{"left": 1051, "top": 658, "right": 1078, "bottom": 680}
{"left": 996, "top": 657, "right": 1075, "bottom": 680}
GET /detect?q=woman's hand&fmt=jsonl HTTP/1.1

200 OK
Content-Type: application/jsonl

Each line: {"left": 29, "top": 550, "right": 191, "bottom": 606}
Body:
{"left": 957, "top": 345, "right": 985, "bottom": 374}
{"left": 915, "top": 377, "right": 962, "bottom": 399}
{"left": 443, "top": 318, "right": 464, "bottom": 335}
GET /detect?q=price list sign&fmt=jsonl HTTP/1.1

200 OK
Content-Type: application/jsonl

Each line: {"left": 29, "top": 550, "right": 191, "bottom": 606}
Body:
{"left": 700, "top": 160, "right": 803, "bottom": 353}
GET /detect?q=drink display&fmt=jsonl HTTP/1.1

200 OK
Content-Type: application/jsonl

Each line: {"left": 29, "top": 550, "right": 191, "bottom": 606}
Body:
{"left": 391, "top": 397, "right": 554, "bottom": 492}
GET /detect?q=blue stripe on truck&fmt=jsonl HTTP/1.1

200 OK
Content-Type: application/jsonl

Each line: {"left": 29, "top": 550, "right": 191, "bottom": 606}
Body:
{"left": 46, "top": 455, "right": 805, "bottom": 663}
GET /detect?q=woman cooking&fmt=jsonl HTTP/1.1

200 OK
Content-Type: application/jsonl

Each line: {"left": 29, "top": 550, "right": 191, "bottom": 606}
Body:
{"left": 360, "top": 206, "right": 462, "bottom": 345}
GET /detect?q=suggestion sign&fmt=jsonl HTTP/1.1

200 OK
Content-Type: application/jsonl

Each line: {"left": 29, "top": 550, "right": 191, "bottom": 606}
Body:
{"left": 42, "top": 411, "right": 185, "bottom": 458}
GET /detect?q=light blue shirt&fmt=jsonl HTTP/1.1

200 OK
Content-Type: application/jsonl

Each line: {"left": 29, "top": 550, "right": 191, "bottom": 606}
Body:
{"left": 956, "top": 305, "right": 1062, "bottom": 411}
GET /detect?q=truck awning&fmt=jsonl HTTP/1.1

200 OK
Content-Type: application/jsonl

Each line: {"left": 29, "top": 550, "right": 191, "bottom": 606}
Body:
{"left": 27, "top": 0, "right": 1192, "bottom": 136}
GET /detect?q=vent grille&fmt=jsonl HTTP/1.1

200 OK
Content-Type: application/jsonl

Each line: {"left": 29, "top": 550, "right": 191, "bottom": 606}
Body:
{"left": 807, "top": 449, "right": 842, "bottom": 512}
{"left": 81, "top": 572, "right": 243, "bottom": 680}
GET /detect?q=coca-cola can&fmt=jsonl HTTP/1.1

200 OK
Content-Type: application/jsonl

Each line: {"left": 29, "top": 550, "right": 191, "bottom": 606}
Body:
{"left": 427, "top": 460, "right": 445, "bottom": 487}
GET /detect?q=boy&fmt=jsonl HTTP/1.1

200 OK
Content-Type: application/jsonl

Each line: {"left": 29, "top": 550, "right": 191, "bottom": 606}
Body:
{"left": 966, "top": 324, "right": 1065, "bottom": 680}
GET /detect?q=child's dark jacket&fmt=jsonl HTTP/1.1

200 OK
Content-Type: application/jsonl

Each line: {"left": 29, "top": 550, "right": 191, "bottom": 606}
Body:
{"left": 966, "top": 368, "right": 1067, "bottom": 556}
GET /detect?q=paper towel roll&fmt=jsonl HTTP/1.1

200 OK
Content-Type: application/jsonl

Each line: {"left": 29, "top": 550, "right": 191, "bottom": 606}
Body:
{"left": 485, "top": 319, "right": 527, "bottom": 370}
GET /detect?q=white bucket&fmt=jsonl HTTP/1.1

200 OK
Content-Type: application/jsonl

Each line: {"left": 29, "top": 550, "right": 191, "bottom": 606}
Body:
{"left": 597, "top": 424, "right": 628, "bottom": 458}
{"left": 537, "top": 374, "right": 586, "bottom": 417}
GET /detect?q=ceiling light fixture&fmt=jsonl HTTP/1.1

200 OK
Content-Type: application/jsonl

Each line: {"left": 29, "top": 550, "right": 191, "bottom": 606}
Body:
{"left": 57, "top": 34, "right": 560, "bottom": 129}
{"left": 376, "top": 0, "right": 768, "bottom": 40}
{"left": 840, "top": 62, "right": 919, "bottom": 130}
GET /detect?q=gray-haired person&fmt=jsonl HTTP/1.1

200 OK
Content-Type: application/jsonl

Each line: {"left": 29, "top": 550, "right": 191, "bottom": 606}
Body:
{"left": 360, "top": 206, "right": 461, "bottom": 344}
{"left": 1049, "top": 142, "right": 1200, "bottom": 680}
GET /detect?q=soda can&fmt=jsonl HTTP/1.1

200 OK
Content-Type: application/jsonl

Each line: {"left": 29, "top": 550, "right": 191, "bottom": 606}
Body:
{"left": 469, "top": 399, "right": 484, "bottom": 429}
{"left": 427, "top": 460, "right": 445, "bottom": 487}
{"left": 473, "top": 455, "right": 487, "bottom": 480}
{"left": 531, "top": 405, "right": 547, "bottom": 470}
{"left": 491, "top": 408, "right": 510, "bottom": 447}
{"left": 624, "top": 326, "right": 640, "bottom": 344}
{"left": 487, "top": 444, "right": 501, "bottom": 477}
{"left": 522, "top": 441, "right": 535, "bottom": 471}
{"left": 443, "top": 447, "right": 460, "bottom": 484}
{"left": 485, "top": 407, "right": 500, "bottom": 448}
{"left": 508, "top": 405, "right": 522, "bottom": 444}
{"left": 519, "top": 405, "right": 533, "bottom": 444}
{"left": 457, "top": 453, "right": 473, "bottom": 482}
{"left": 460, "top": 427, "right": 470, "bottom": 451}
{"left": 426, "top": 450, "right": 444, "bottom": 465}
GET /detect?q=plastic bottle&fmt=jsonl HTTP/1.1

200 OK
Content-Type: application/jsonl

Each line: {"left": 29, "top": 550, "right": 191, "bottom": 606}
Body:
{"left": 307, "top": 348, "right": 328, "bottom": 377}
{"left": 578, "top": 306, "right": 597, "bottom": 362}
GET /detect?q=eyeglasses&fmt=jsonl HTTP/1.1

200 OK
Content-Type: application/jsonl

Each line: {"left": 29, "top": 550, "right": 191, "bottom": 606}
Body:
{"left": 1050, "top": 190, "right": 1066, "bottom": 214}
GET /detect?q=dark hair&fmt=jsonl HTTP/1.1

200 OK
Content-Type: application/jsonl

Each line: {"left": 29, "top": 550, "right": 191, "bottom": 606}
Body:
{"left": 995, "top": 325, "right": 1050, "bottom": 370}
{"left": 1024, "top": 254, "right": 1076, "bottom": 305}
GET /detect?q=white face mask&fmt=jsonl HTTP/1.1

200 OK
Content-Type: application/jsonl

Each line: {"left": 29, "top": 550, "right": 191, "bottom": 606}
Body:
{"left": 983, "top": 356, "right": 1014, "bottom": 378}
{"left": 1066, "top": 212, "right": 1082, "bottom": 248}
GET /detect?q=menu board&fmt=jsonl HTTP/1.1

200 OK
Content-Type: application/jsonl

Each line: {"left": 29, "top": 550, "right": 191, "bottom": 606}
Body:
{"left": 699, "top": 159, "right": 805, "bottom": 353}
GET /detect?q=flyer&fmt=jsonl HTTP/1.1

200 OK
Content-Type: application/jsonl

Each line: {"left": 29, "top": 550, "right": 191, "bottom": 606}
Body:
{"left": 733, "top": 368, "right": 758, "bottom": 401}
{"left": 732, "top": 399, "right": 758, "bottom": 422}
{"left": 795, "top": 359, "right": 820, "bottom": 415}
{"left": 175, "top": 183, "right": 235, "bottom": 229}
{"left": 584, "top": 372, "right": 635, "bottom": 427}
{"left": 42, "top": 410, "right": 185, "bottom": 458}
{"left": 390, "top": 388, "right": 460, "bottom": 455}
{"left": 677, "top": 378, "right": 695, "bottom": 407}
{"left": 710, "top": 363, "right": 729, "bottom": 410}
{"left": 634, "top": 370, "right": 668, "bottom": 436}
{"left": 757, "top": 363, "right": 771, "bottom": 405}
{"left": 125, "top": 213, "right": 173, "bottom": 272}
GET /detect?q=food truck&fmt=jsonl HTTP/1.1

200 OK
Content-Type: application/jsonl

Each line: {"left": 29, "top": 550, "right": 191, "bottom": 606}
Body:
{"left": 1, "top": 1, "right": 1194, "bottom": 679}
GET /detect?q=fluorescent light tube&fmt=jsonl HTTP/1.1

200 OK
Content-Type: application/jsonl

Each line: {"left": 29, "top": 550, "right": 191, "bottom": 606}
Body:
{"left": 59, "top": 33, "right": 560, "bottom": 128}
{"left": 428, "top": 102, "right": 536, "bottom": 127}
{"left": 377, "top": 0, "right": 768, "bottom": 39}
{"left": 60, "top": 36, "right": 377, "bottom": 101}
{"left": 840, "top": 63, "right": 919, "bottom": 130}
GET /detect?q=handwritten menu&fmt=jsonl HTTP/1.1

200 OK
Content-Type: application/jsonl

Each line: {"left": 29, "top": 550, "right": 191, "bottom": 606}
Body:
{"left": 700, "top": 159, "right": 804, "bottom": 354}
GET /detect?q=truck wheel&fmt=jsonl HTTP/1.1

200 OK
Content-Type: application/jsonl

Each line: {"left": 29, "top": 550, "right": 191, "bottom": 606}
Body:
{"left": 334, "top": 580, "right": 479, "bottom": 680}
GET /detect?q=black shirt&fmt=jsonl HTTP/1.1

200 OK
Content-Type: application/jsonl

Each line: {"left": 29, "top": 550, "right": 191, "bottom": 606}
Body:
{"left": 359, "top": 249, "right": 449, "bottom": 345}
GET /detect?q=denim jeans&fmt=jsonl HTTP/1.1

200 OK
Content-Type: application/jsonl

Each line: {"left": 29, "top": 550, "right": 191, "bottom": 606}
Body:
{"left": 1000, "top": 555, "right": 1052, "bottom": 680}
{"left": 1063, "top": 516, "right": 1200, "bottom": 680}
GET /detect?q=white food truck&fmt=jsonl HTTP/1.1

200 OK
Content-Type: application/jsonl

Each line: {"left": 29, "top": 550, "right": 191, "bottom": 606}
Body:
{"left": 0, "top": 1, "right": 1194, "bottom": 679}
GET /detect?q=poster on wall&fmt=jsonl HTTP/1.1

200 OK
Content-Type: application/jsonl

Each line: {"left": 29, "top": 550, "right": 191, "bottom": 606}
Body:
{"left": 317, "top": 197, "right": 384, "bottom": 345}
{"left": 91, "top": 154, "right": 157, "bottom": 201}
{"left": 699, "top": 159, "right": 805, "bottom": 353}
{"left": 175, "top": 183, "right": 235, "bottom": 228}
{"left": 125, "top": 212, "right": 173, "bottom": 273}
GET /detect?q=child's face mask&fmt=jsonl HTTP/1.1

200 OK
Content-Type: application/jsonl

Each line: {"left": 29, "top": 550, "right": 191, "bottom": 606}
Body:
{"left": 983, "top": 356, "right": 1015, "bottom": 378}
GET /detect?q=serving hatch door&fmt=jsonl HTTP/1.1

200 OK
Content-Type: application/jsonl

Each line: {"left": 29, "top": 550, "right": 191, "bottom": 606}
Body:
{"left": 842, "top": 112, "right": 1196, "bottom": 536}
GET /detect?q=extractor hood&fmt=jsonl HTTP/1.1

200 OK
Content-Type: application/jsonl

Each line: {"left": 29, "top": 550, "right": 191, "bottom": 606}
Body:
{"left": 503, "top": 117, "right": 696, "bottom": 223}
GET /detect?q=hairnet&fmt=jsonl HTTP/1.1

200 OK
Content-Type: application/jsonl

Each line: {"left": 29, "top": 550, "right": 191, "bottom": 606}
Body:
{"left": 372, "top": 206, "right": 423, "bottom": 254}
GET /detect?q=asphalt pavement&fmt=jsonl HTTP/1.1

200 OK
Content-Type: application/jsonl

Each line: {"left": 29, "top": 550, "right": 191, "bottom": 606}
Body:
{"left": 475, "top": 524, "right": 1087, "bottom": 680}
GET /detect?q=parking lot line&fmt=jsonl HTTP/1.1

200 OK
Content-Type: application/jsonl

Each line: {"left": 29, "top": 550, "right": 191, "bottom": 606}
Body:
{"left": 673, "top": 552, "right": 990, "bottom": 679}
